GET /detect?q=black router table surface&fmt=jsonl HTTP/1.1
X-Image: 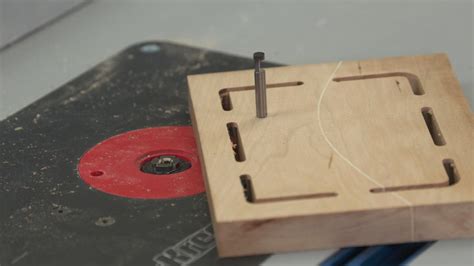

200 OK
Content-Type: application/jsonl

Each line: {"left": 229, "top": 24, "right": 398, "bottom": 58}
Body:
{"left": 0, "top": 42, "right": 277, "bottom": 266}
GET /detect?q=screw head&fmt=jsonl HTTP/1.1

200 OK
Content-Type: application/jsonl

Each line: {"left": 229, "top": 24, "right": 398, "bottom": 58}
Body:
{"left": 253, "top": 52, "right": 265, "bottom": 61}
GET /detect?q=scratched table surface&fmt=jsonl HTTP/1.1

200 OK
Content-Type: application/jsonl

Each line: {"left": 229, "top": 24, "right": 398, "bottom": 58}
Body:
{"left": 0, "top": 1, "right": 472, "bottom": 265}
{"left": 0, "top": 41, "right": 278, "bottom": 266}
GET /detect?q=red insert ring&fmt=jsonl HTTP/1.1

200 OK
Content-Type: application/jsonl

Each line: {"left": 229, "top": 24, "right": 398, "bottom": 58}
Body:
{"left": 78, "top": 126, "right": 205, "bottom": 199}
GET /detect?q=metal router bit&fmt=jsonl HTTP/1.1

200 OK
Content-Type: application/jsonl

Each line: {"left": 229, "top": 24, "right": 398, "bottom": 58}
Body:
{"left": 254, "top": 52, "right": 267, "bottom": 118}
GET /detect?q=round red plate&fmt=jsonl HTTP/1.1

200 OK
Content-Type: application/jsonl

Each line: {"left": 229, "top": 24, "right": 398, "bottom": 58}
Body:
{"left": 78, "top": 126, "right": 205, "bottom": 199}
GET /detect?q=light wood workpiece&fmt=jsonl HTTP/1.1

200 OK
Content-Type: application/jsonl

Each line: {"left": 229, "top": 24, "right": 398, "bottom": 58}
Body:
{"left": 188, "top": 54, "right": 473, "bottom": 257}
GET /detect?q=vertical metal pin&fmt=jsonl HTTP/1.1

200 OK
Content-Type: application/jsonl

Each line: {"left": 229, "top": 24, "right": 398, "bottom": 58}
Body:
{"left": 254, "top": 52, "right": 267, "bottom": 118}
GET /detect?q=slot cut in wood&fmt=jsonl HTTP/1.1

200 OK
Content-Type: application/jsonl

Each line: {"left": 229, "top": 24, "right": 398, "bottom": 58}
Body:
{"left": 239, "top": 174, "right": 337, "bottom": 203}
{"left": 219, "top": 81, "right": 303, "bottom": 111}
{"left": 422, "top": 107, "right": 446, "bottom": 146}
{"left": 443, "top": 159, "right": 460, "bottom": 186}
{"left": 333, "top": 72, "right": 424, "bottom": 95}
{"left": 226, "top": 122, "right": 246, "bottom": 162}
{"left": 240, "top": 175, "right": 255, "bottom": 202}
{"left": 370, "top": 159, "right": 460, "bottom": 193}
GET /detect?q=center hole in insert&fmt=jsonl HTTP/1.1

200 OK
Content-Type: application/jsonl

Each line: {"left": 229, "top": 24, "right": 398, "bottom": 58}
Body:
{"left": 140, "top": 155, "right": 191, "bottom": 175}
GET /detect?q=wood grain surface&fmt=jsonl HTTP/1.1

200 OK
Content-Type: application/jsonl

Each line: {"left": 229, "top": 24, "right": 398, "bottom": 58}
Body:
{"left": 188, "top": 54, "right": 473, "bottom": 257}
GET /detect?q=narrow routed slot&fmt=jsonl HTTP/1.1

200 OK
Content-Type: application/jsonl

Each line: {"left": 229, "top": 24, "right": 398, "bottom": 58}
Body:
{"left": 240, "top": 174, "right": 337, "bottom": 203}
{"left": 443, "top": 159, "right": 460, "bottom": 185}
{"left": 227, "top": 122, "right": 246, "bottom": 162}
{"left": 219, "top": 89, "right": 232, "bottom": 111}
{"left": 370, "top": 159, "right": 460, "bottom": 193}
{"left": 219, "top": 81, "right": 304, "bottom": 111}
{"left": 421, "top": 107, "right": 446, "bottom": 146}
{"left": 333, "top": 72, "right": 424, "bottom": 95}
{"left": 240, "top": 175, "right": 255, "bottom": 202}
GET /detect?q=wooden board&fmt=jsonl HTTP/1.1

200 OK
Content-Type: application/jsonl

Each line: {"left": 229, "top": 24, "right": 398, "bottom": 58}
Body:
{"left": 187, "top": 54, "right": 474, "bottom": 257}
